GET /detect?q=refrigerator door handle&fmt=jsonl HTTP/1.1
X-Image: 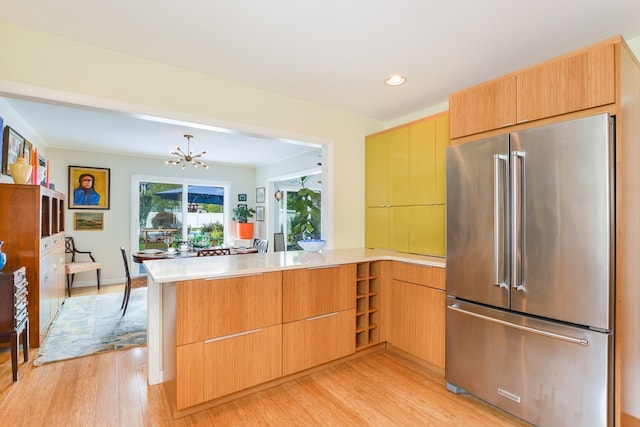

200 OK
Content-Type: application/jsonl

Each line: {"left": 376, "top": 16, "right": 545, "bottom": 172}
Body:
{"left": 493, "top": 154, "right": 509, "bottom": 289}
{"left": 447, "top": 304, "right": 591, "bottom": 346}
{"left": 511, "top": 150, "right": 526, "bottom": 292}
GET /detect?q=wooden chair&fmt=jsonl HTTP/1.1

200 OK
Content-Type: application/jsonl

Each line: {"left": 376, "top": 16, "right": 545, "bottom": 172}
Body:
{"left": 119, "top": 247, "right": 132, "bottom": 316}
{"left": 274, "top": 233, "right": 286, "bottom": 252}
{"left": 64, "top": 237, "right": 101, "bottom": 297}
{"left": 198, "top": 248, "right": 231, "bottom": 256}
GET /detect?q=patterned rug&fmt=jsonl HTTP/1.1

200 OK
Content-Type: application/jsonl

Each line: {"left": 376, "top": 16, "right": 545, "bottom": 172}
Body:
{"left": 33, "top": 288, "right": 147, "bottom": 365}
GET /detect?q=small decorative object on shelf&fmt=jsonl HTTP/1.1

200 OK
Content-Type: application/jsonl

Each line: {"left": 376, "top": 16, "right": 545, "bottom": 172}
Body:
{"left": 9, "top": 158, "right": 32, "bottom": 185}
{"left": 0, "top": 241, "right": 6, "bottom": 271}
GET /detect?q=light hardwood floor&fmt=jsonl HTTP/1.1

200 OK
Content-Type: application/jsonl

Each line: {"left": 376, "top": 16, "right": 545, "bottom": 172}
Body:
{"left": 0, "top": 285, "right": 530, "bottom": 426}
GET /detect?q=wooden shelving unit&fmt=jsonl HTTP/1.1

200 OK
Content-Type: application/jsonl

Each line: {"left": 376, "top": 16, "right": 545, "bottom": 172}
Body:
{"left": 355, "top": 261, "right": 381, "bottom": 350}
{"left": 0, "top": 184, "right": 66, "bottom": 347}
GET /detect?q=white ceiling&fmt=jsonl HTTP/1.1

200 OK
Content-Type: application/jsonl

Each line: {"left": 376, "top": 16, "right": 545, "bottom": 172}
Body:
{"left": 1, "top": 0, "right": 639, "bottom": 166}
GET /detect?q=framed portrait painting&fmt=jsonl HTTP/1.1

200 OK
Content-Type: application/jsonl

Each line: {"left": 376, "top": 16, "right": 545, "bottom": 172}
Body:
{"left": 68, "top": 165, "right": 111, "bottom": 210}
{"left": 2, "top": 126, "right": 25, "bottom": 175}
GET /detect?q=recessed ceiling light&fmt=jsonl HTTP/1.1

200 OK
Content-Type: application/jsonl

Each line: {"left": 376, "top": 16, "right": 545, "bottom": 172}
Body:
{"left": 384, "top": 74, "right": 406, "bottom": 86}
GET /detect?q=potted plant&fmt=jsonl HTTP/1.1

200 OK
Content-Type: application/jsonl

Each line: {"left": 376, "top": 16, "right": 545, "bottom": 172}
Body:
{"left": 232, "top": 205, "right": 256, "bottom": 239}
{"left": 289, "top": 176, "right": 321, "bottom": 248}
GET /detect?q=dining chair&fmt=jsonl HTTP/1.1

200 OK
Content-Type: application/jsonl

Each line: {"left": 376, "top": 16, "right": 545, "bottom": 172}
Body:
{"left": 274, "top": 232, "right": 286, "bottom": 252}
{"left": 256, "top": 239, "right": 269, "bottom": 253}
{"left": 198, "top": 248, "right": 231, "bottom": 256}
{"left": 65, "top": 237, "right": 102, "bottom": 297}
{"left": 119, "top": 247, "right": 132, "bottom": 316}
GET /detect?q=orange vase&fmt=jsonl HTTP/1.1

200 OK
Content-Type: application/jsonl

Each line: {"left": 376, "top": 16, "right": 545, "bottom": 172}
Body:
{"left": 237, "top": 223, "right": 254, "bottom": 239}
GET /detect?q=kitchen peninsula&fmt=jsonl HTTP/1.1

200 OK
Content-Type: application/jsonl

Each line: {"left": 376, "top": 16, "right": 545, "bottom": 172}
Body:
{"left": 144, "top": 248, "right": 445, "bottom": 417}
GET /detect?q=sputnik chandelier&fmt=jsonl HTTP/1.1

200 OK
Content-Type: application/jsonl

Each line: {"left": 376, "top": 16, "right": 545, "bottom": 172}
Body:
{"left": 165, "top": 134, "right": 209, "bottom": 169}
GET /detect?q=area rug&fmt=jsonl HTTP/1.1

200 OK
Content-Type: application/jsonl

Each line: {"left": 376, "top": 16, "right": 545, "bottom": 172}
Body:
{"left": 33, "top": 288, "right": 147, "bottom": 365}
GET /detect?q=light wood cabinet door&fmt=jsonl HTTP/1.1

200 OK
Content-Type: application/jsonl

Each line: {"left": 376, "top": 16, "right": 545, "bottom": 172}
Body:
{"left": 365, "top": 207, "right": 389, "bottom": 249}
{"left": 365, "top": 132, "right": 389, "bottom": 207}
{"left": 283, "top": 264, "right": 355, "bottom": 323}
{"left": 282, "top": 309, "right": 355, "bottom": 375}
{"left": 409, "top": 205, "right": 445, "bottom": 256}
{"left": 387, "top": 279, "right": 445, "bottom": 369}
{"left": 175, "top": 326, "right": 282, "bottom": 408}
{"left": 409, "top": 119, "right": 436, "bottom": 205}
{"left": 176, "top": 341, "right": 205, "bottom": 410}
{"left": 449, "top": 76, "right": 517, "bottom": 139}
{"left": 516, "top": 43, "right": 615, "bottom": 123}
{"left": 203, "top": 325, "right": 282, "bottom": 401}
{"left": 176, "top": 272, "right": 282, "bottom": 345}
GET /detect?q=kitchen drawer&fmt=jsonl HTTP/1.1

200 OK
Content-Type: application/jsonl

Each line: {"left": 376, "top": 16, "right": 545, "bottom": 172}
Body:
{"left": 283, "top": 264, "right": 355, "bottom": 322}
{"left": 392, "top": 261, "right": 445, "bottom": 290}
{"left": 282, "top": 308, "right": 355, "bottom": 376}
{"left": 176, "top": 271, "right": 282, "bottom": 345}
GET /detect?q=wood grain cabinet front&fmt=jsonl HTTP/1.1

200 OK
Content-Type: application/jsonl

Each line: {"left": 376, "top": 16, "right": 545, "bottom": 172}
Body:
{"left": 386, "top": 262, "right": 445, "bottom": 369}
{"left": 176, "top": 272, "right": 282, "bottom": 346}
{"left": 450, "top": 40, "right": 616, "bottom": 140}
{"left": 282, "top": 265, "right": 356, "bottom": 375}
{"left": 176, "top": 325, "right": 282, "bottom": 410}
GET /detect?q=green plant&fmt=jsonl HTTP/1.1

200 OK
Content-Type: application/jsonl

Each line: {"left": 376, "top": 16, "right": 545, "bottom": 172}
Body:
{"left": 289, "top": 176, "right": 321, "bottom": 242}
{"left": 232, "top": 205, "right": 256, "bottom": 223}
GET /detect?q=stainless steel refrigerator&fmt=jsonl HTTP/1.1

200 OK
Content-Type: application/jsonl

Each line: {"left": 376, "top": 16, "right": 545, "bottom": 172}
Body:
{"left": 445, "top": 113, "right": 614, "bottom": 427}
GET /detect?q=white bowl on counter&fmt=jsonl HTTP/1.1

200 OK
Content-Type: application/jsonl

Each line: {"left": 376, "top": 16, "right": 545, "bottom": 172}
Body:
{"left": 297, "top": 239, "right": 326, "bottom": 252}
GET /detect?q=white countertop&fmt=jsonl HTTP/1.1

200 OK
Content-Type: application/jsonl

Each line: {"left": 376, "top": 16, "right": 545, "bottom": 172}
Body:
{"left": 144, "top": 248, "right": 446, "bottom": 283}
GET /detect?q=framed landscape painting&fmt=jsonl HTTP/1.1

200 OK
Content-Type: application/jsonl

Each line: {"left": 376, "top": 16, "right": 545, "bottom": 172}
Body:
{"left": 74, "top": 212, "right": 104, "bottom": 230}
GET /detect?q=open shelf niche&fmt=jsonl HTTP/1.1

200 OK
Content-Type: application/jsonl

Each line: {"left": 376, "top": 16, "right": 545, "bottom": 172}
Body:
{"left": 355, "top": 261, "right": 381, "bottom": 350}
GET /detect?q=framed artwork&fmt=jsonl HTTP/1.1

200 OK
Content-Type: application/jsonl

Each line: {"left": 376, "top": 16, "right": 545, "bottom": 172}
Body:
{"left": 256, "top": 206, "right": 265, "bottom": 222}
{"left": 2, "top": 126, "right": 25, "bottom": 175}
{"left": 38, "top": 154, "right": 47, "bottom": 186}
{"left": 237, "top": 203, "right": 247, "bottom": 209}
{"left": 74, "top": 212, "right": 104, "bottom": 230}
{"left": 238, "top": 193, "right": 247, "bottom": 201}
{"left": 256, "top": 187, "right": 265, "bottom": 203}
{"left": 23, "top": 140, "right": 33, "bottom": 164}
{"left": 68, "top": 165, "right": 111, "bottom": 210}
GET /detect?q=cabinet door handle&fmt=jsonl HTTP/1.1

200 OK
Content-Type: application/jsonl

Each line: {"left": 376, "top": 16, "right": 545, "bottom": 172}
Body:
{"left": 205, "top": 273, "right": 261, "bottom": 280}
{"left": 307, "top": 265, "right": 338, "bottom": 270}
{"left": 307, "top": 312, "right": 339, "bottom": 321}
{"left": 205, "top": 328, "right": 262, "bottom": 343}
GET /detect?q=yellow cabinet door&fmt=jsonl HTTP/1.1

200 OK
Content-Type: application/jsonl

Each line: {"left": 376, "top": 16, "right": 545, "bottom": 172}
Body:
{"left": 282, "top": 309, "right": 355, "bottom": 376}
{"left": 365, "top": 132, "right": 389, "bottom": 207}
{"left": 387, "top": 280, "right": 445, "bottom": 369}
{"left": 388, "top": 126, "right": 410, "bottom": 206}
{"left": 176, "top": 272, "right": 282, "bottom": 345}
{"left": 517, "top": 43, "right": 615, "bottom": 123}
{"left": 434, "top": 114, "right": 449, "bottom": 204}
{"left": 203, "top": 325, "right": 282, "bottom": 401}
{"left": 365, "top": 206, "right": 389, "bottom": 249}
{"left": 389, "top": 206, "right": 409, "bottom": 253}
{"left": 409, "top": 118, "right": 436, "bottom": 205}
{"left": 409, "top": 205, "right": 445, "bottom": 256}
{"left": 449, "top": 76, "right": 517, "bottom": 139}
{"left": 282, "top": 264, "right": 355, "bottom": 323}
